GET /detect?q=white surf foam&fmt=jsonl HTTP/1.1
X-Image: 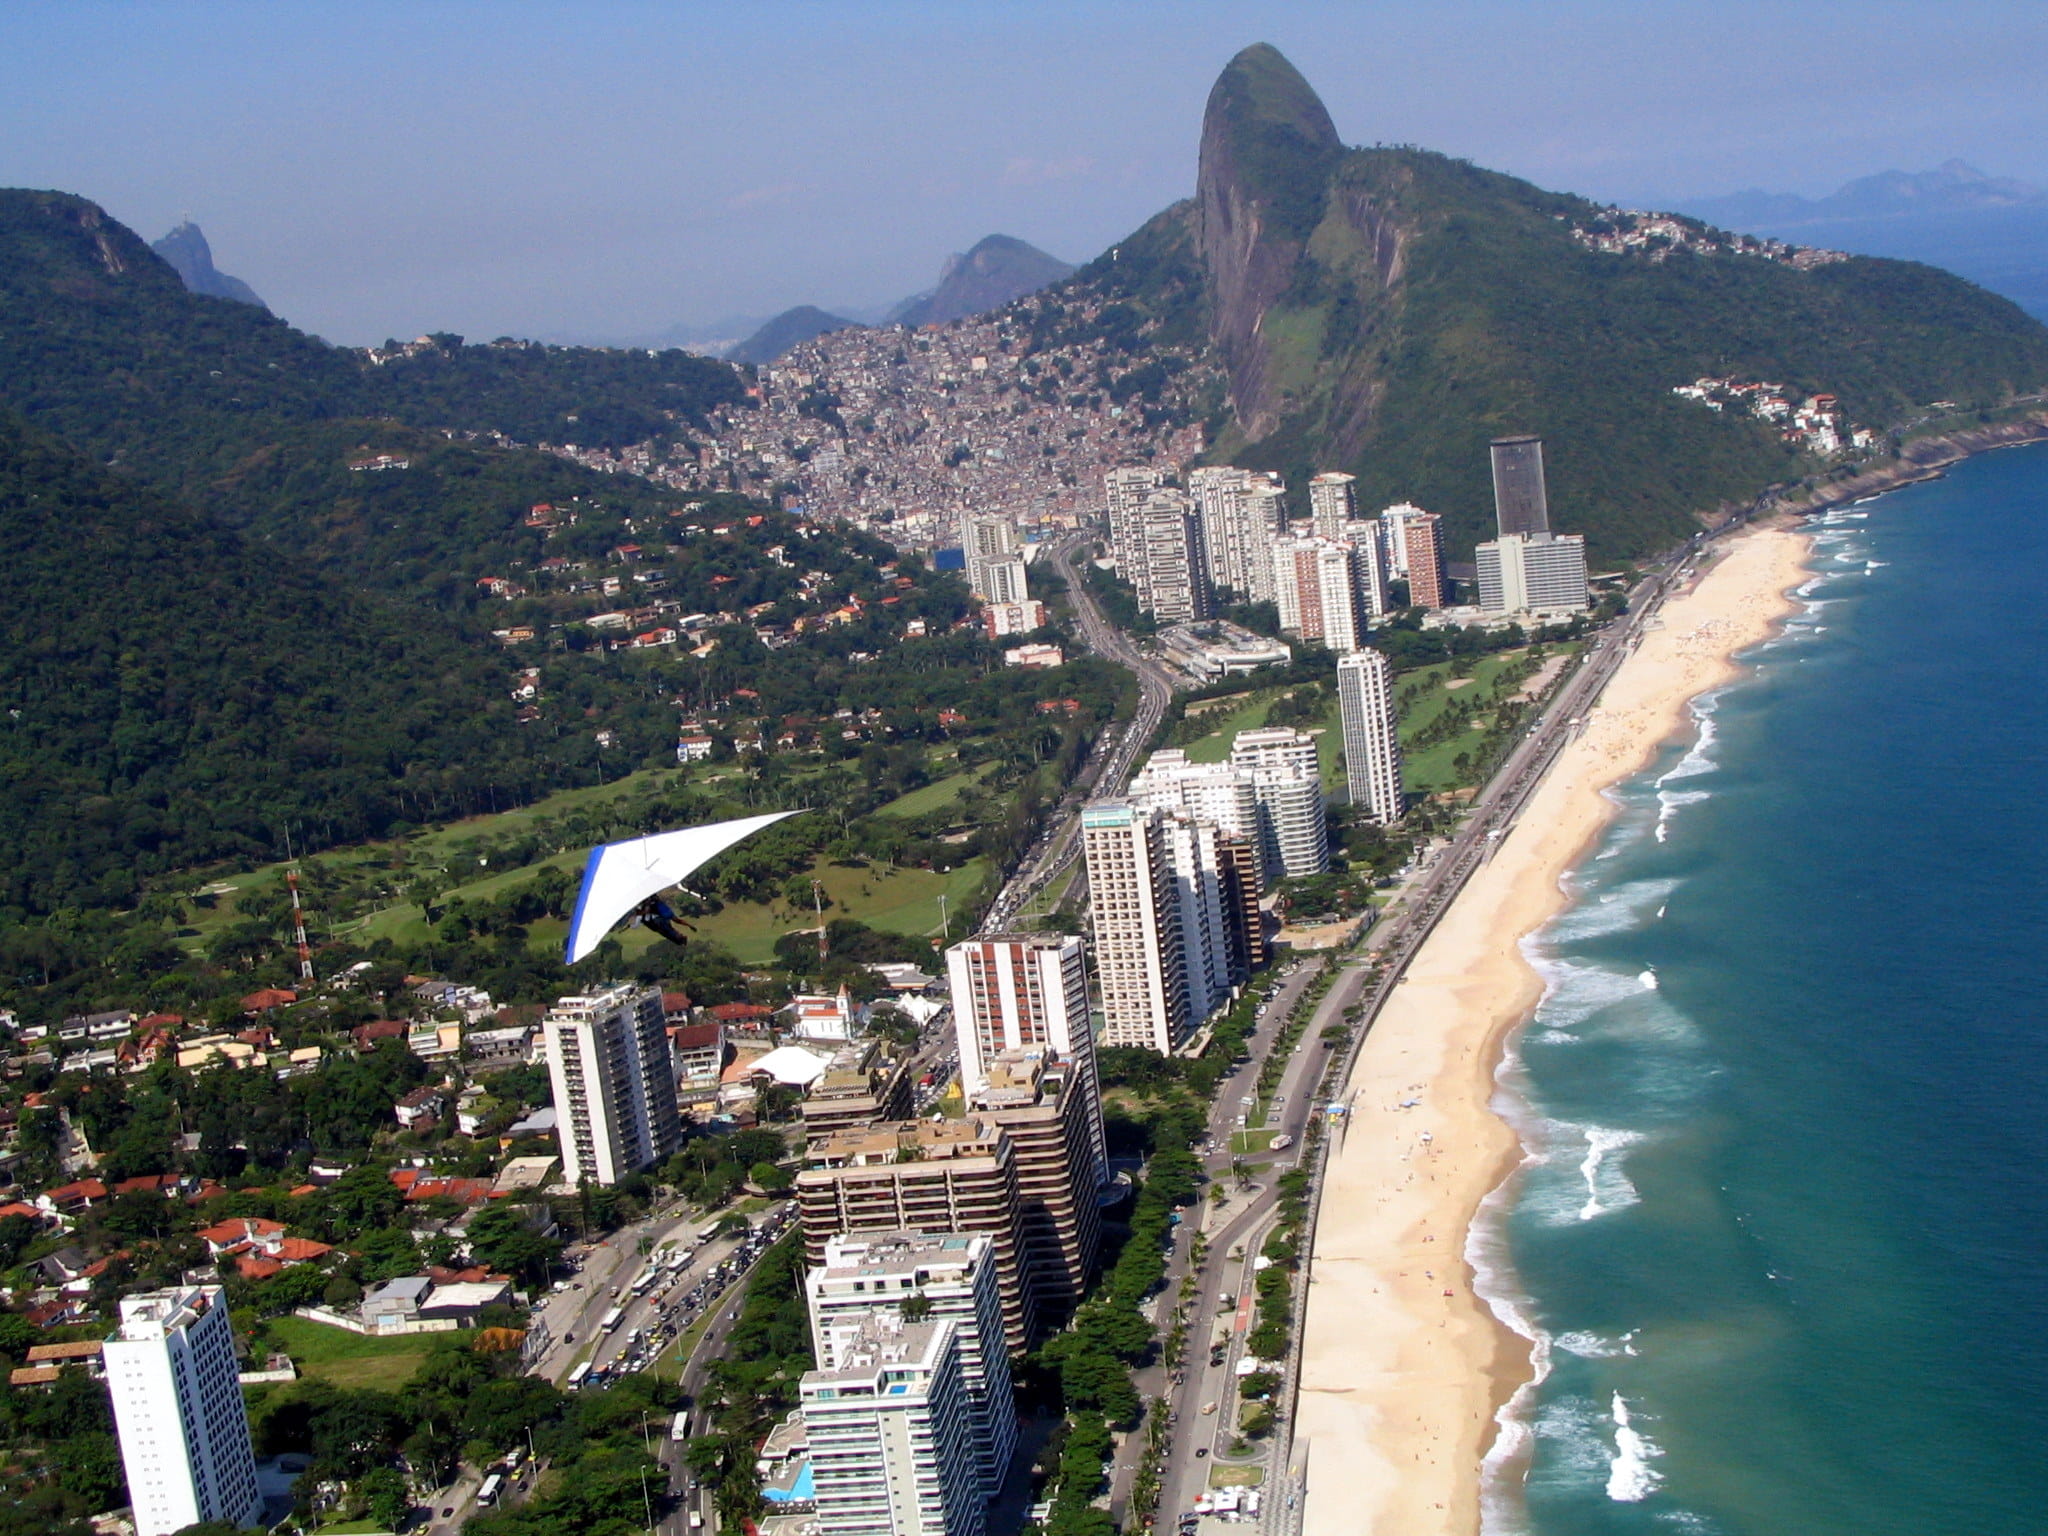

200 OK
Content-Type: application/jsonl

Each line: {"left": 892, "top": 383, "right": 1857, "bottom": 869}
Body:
{"left": 1606, "top": 1392, "right": 1665, "bottom": 1502}
{"left": 1638, "top": 969, "right": 1659, "bottom": 990}
{"left": 1578, "top": 1125, "right": 1647, "bottom": 1220}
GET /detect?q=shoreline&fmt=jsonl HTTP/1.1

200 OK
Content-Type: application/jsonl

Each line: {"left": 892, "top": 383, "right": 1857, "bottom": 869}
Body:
{"left": 1293, "top": 525, "right": 1813, "bottom": 1536}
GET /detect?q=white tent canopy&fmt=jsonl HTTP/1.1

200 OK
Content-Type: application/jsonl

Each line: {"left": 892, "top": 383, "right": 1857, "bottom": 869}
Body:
{"left": 746, "top": 1045, "right": 833, "bottom": 1087}
{"left": 563, "top": 810, "right": 800, "bottom": 965}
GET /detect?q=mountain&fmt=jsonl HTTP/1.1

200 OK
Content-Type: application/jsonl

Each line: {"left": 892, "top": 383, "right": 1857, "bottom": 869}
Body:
{"left": 1038, "top": 44, "right": 2048, "bottom": 564}
{"left": 0, "top": 410, "right": 545, "bottom": 913}
{"left": 150, "top": 219, "right": 266, "bottom": 309}
{"left": 1685, "top": 161, "right": 2046, "bottom": 231}
{"left": 890, "top": 234, "right": 1074, "bottom": 329}
{"left": 727, "top": 304, "right": 857, "bottom": 365}
{"left": 0, "top": 190, "right": 745, "bottom": 588}
{"left": 1677, "top": 163, "right": 2048, "bottom": 323}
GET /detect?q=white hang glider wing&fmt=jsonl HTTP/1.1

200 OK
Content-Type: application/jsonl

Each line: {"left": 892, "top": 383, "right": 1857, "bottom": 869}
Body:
{"left": 563, "top": 810, "right": 801, "bottom": 966}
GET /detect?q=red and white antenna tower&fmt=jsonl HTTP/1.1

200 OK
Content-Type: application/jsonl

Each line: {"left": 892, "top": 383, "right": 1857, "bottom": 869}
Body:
{"left": 285, "top": 830, "right": 314, "bottom": 983}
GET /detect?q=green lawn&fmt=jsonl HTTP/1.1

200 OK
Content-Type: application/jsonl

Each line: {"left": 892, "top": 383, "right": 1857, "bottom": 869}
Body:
{"left": 875, "top": 761, "right": 991, "bottom": 819}
{"left": 267, "top": 1315, "right": 455, "bottom": 1392}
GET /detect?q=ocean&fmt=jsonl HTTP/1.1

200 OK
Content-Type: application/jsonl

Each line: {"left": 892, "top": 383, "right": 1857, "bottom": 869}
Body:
{"left": 1473, "top": 443, "right": 2048, "bottom": 1536}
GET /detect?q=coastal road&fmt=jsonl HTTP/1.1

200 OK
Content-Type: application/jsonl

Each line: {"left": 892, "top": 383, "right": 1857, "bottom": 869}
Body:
{"left": 1139, "top": 958, "right": 1379, "bottom": 1530}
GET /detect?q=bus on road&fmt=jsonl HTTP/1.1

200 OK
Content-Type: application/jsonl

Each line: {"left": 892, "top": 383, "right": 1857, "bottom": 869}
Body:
{"left": 565, "top": 1361, "right": 594, "bottom": 1391}
{"left": 599, "top": 1306, "right": 627, "bottom": 1334}
{"left": 477, "top": 1473, "right": 504, "bottom": 1507}
{"left": 672, "top": 1411, "right": 692, "bottom": 1442}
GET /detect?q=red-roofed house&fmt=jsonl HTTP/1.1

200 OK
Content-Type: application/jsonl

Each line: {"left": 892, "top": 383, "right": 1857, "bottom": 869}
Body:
{"left": 353, "top": 1019, "right": 408, "bottom": 1051}
{"left": 240, "top": 988, "right": 298, "bottom": 1014}
{"left": 197, "top": 1216, "right": 286, "bottom": 1257}
{"left": 36, "top": 1179, "right": 107, "bottom": 1217}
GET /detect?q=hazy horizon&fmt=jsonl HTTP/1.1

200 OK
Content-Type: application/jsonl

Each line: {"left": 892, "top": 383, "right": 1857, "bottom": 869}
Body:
{"left": 6, "top": 1, "right": 2045, "bottom": 347}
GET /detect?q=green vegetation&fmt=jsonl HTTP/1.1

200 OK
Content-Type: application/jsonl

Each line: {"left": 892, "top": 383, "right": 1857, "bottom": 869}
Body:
{"left": 265, "top": 1314, "right": 457, "bottom": 1392}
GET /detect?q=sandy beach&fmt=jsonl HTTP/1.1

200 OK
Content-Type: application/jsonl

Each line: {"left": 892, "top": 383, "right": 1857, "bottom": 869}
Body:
{"left": 1294, "top": 525, "right": 1812, "bottom": 1536}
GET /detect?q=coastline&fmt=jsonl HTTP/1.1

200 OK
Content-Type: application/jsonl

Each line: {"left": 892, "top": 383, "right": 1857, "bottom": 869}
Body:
{"left": 1293, "top": 525, "right": 1813, "bottom": 1536}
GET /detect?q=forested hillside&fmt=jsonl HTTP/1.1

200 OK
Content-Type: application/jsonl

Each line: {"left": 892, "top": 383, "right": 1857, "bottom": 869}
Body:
{"left": 0, "top": 190, "right": 745, "bottom": 546}
{"left": 0, "top": 414, "right": 554, "bottom": 913}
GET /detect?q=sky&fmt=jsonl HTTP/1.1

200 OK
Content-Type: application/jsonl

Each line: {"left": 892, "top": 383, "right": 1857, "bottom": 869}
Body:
{"left": 4, "top": 0, "right": 2046, "bottom": 347}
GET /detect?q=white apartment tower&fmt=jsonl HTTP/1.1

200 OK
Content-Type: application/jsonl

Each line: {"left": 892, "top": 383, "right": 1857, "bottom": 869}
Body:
{"left": 1476, "top": 531, "right": 1590, "bottom": 616}
{"left": 945, "top": 933, "right": 1108, "bottom": 1190}
{"left": 1187, "top": 465, "right": 1246, "bottom": 594}
{"left": 106, "top": 1284, "right": 262, "bottom": 1536}
{"left": 1134, "top": 488, "right": 1213, "bottom": 624}
{"left": 801, "top": 1313, "right": 987, "bottom": 1536}
{"left": 544, "top": 983, "right": 683, "bottom": 1185}
{"left": 963, "top": 516, "right": 1027, "bottom": 605}
{"left": 1337, "top": 649, "right": 1405, "bottom": 825}
{"left": 1157, "top": 813, "right": 1239, "bottom": 1019}
{"left": 1308, "top": 471, "right": 1358, "bottom": 540}
{"left": 1127, "top": 749, "right": 1266, "bottom": 883}
{"left": 1230, "top": 728, "right": 1329, "bottom": 880}
{"left": 806, "top": 1231, "right": 1016, "bottom": 1499}
{"left": 1081, "top": 800, "right": 1190, "bottom": 1052}
{"left": 1103, "top": 465, "right": 1163, "bottom": 577}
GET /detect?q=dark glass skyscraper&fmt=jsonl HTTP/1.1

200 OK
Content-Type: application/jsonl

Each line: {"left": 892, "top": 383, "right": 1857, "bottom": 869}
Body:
{"left": 1490, "top": 434, "right": 1549, "bottom": 537}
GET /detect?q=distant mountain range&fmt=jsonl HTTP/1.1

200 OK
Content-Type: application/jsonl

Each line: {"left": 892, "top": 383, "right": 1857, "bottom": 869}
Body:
{"left": 724, "top": 233, "right": 1073, "bottom": 364}
{"left": 1685, "top": 160, "right": 2045, "bottom": 230}
{"left": 1677, "top": 162, "right": 2048, "bottom": 321}
{"left": 150, "top": 219, "right": 266, "bottom": 309}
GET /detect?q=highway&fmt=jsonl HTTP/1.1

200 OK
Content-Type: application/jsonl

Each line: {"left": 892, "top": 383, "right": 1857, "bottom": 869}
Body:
{"left": 982, "top": 531, "right": 1178, "bottom": 931}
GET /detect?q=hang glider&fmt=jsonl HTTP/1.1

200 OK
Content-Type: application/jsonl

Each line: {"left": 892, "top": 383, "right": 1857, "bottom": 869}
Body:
{"left": 563, "top": 810, "right": 800, "bottom": 966}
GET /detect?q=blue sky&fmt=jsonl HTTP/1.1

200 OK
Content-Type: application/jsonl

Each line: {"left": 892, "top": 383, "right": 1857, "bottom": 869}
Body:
{"left": 4, "top": 1, "right": 2044, "bottom": 345}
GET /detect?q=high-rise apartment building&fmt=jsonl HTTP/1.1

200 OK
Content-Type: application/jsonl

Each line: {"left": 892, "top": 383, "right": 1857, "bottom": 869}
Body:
{"left": 106, "top": 1285, "right": 262, "bottom": 1536}
{"left": 1490, "top": 435, "right": 1550, "bottom": 538}
{"left": 801, "top": 1313, "right": 987, "bottom": 1536}
{"left": 1103, "top": 466, "right": 1163, "bottom": 577}
{"left": 1243, "top": 478, "right": 1289, "bottom": 604}
{"left": 1343, "top": 520, "right": 1392, "bottom": 618}
{"left": 963, "top": 516, "right": 1027, "bottom": 605}
{"left": 1337, "top": 649, "right": 1405, "bottom": 825}
{"left": 967, "top": 1049, "right": 1103, "bottom": 1327}
{"left": 1128, "top": 749, "right": 1265, "bottom": 876}
{"left": 1475, "top": 531, "right": 1590, "bottom": 616}
{"left": 544, "top": 983, "right": 683, "bottom": 1185}
{"left": 1134, "top": 488, "right": 1213, "bottom": 624}
{"left": 1081, "top": 800, "right": 1190, "bottom": 1053}
{"left": 944, "top": 935, "right": 1106, "bottom": 1192}
{"left": 1188, "top": 465, "right": 1249, "bottom": 594}
{"left": 1156, "top": 813, "right": 1241, "bottom": 1019}
{"left": 1308, "top": 471, "right": 1358, "bottom": 540}
{"left": 798, "top": 1118, "right": 1034, "bottom": 1349}
{"left": 1271, "top": 537, "right": 1369, "bottom": 652}
{"left": 1230, "top": 728, "right": 1329, "bottom": 880}
{"left": 806, "top": 1232, "right": 1016, "bottom": 1499}
{"left": 1396, "top": 508, "right": 1448, "bottom": 609}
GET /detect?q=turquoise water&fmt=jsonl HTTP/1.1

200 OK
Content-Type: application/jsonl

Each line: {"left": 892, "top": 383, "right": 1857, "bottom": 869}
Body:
{"left": 1477, "top": 444, "right": 2048, "bottom": 1535}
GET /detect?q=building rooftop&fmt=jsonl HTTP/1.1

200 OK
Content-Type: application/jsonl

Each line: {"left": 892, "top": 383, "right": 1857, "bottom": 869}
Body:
{"left": 801, "top": 1311, "right": 948, "bottom": 1388}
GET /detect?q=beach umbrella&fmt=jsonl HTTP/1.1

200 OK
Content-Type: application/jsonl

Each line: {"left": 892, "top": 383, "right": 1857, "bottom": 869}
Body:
{"left": 563, "top": 810, "right": 801, "bottom": 965}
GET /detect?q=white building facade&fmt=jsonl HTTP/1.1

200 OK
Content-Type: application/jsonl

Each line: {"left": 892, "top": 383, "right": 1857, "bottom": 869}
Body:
{"left": 1337, "top": 649, "right": 1405, "bottom": 824}
{"left": 1230, "top": 728, "right": 1329, "bottom": 880}
{"left": 1081, "top": 800, "right": 1189, "bottom": 1052}
{"left": 1475, "top": 531, "right": 1590, "bottom": 616}
{"left": 801, "top": 1314, "right": 987, "bottom": 1536}
{"left": 806, "top": 1231, "right": 1017, "bottom": 1498}
{"left": 106, "top": 1285, "right": 262, "bottom": 1536}
{"left": 544, "top": 983, "right": 683, "bottom": 1185}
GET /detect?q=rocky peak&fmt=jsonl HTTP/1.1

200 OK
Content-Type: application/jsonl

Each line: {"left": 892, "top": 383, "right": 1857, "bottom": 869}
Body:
{"left": 151, "top": 220, "right": 266, "bottom": 309}
{"left": 1197, "top": 44, "right": 1343, "bottom": 439}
